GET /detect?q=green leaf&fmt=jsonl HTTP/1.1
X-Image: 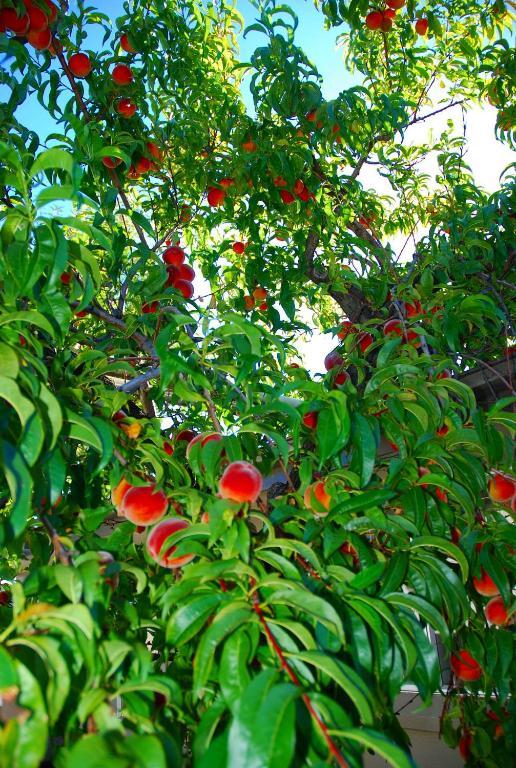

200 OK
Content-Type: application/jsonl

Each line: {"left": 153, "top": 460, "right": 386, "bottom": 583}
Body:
{"left": 30, "top": 148, "right": 74, "bottom": 178}
{"left": 167, "top": 593, "right": 222, "bottom": 646}
{"left": 0, "top": 310, "right": 54, "bottom": 336}
{"left": 385, "top": 592, "right": 450, "bottom": 645}
{"left": 288, "top": 650, "right": 375, "bottom": 724}
{"left": 0, "top": 440, "right": 33, "bottom": 544}
{"left": 334, "top": 728, "right": 416, "bottom": 767}
{"left": 408, "top": 536, "right": 469, "bottom": 581}
{"left": 228, "top": 678, "right": 299, "bottom": 768}
{"left": 54, "top": 564, "right": 83, "bottom": 603}
{"left": 193, "top": 602, "right": 252, "bottom": 698}
{"left": 268, "top": 586, "right": 344, "bottom": 643}
{"left": 0, "top": 646, "right": 18, "bottom": 694}
{"left": 353, "top": 413, "right": 376, "bottom": 486}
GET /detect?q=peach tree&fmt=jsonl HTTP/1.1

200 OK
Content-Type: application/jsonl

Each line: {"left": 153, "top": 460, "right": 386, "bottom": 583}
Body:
{"left": 0, "top": 0, "right": 514, "bottom": 766}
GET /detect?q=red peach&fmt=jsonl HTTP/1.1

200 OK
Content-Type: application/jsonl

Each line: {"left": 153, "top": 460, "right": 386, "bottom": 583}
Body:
{"left": 27, "top": 25, "right": 52, "bottom": 48}
{"left": 68, "top": 52, "right": 91, "bottom": 78}
{"left": 146, "top": 141, "right": 162, "bottom": 160}
{"left": 102, "top": 156, "right": 122, "bottom": 169}
{"left": 146, "top": 518, "right": 194, "bottom": 568}
{"left": 273, "top": 176, "right": 287, "bottom": 187}
{"left": 337, "top": 321, "right": 356, "bottom": 339}
{"left": 386, "top": 0, "right": 405, "bottom": 6}
{"left": 404, "top": 301, "right": 422, "bottom": 317}
{"left": 357, "top": 332, "right": 373, "bottom": 353}
{"left": 218, "top": 461, "right": 263, "bottom": 504}
{"left": 112, "top": 64, "right": 133, "bottom": 85}
{"left": 120, "top": 33, "right": 136, "bottom": 53}
{"left": 233, "top": 241, "right": 246, "bottom": 255}
{"left": 488, "top": 472, "right": 514, "bottom": 503}
{"left": 60, "top": 271, "right": 71, "bottom": 285}
{"left": 324, "top": 350, "right": 343, "bottom": 371}
{"left": 415, "top": 18, "right": 429, "bottom": 35}
{"left": 304, "top": 480, "right": 331, "bottom": 515}
{"left": 117, "top": 97, "right": 136, "bottom": 118}
{"left": 219, "top": 177, "right": 235, "bottom": 188}
{"left": 120, "top": 485, "right": 168, "bottom": 526}
{"left": 142, "top": 301, "right": 159, "bottom": 314}
{"left": 176, "top": 428, "right": 196, "bottom": 442}
{"left": 340, "top": 542, "right": 357, "bottom": 556}
{"left": 244, "top": 295, "right": 255, "bottom": 310}
{"left": 253, "top": 287, "right": 267, "bottom": 301}
{"left": 176, "top": 264, "right": 195, "bottom": 281}
{"left": 135, "top": 156, "right": 151, "bottom": 174}
{"left": 473, "top": 568, "right": 500, "bottom": 597}
{"left": 186, "top": 432, "right": 223, "bottom": 460}
{"left": 175, "top": 279, "right": 194, "bottom": 299}
{"left": 450, "top": 649, "right": 482, "bottom": 682}
{"left": 163, "top": 441, "right": 174, "bottom": 457}
{"left": 383, "top": 319, "right": 403, "bottom": 336}
{"left": 27, "top": 5, "right": 49, "bottom": 32}
{"left": 459, "top": 732, "right": 472, "bottom": 760}
{"left": 437, "top": 424, "right": 449, "bottom": 437}
{"left": 303, "top": 411, "right": 318, "bottom": 429}
{"left": 306, "top": 109, "right": 317, "bottom": 122}
{"left": 484, "top": 596, "right": 508, "bottom": 626}
{"left": 258, "top": 301, "right": 267, "bottom": 311}
{"left": 207, "top": 186, "right": 226, "bottom": 207}
{"left": 435, "top": 487, "right": 448, "bottom": 503}
{"left": 334, "top": 370, "right": 349, "bottom": 385}
{"left": 280, "top": 189, "right": 295, "bottom": 204}
{"left": 111, "top": 478, "right": 134, "bottom": 509}
{"left": 2, "top": 9, "right": 30, "bottom": 34}
{"left": 242, "top": 139, "right": 257, "bottom": 152}
{"left": 365, "top": 10, "right": 383, "bottom": 30}
{"left": 162, "top": 245, "right": 185, "bottom": 266}
{"left": 380, "top": 15, "right": 393, "bottom": 31}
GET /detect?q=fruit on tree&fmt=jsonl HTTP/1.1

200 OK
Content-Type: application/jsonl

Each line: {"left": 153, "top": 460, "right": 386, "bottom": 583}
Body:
{"left": 303, "top": 411, "right": 318, "bottom": 429}
{"left": 473, "top": 568, "right": 500, "bottom": 596}
{"left": 304, "top": 480, "right": 331, "bottom": 515}
{"left": 207, "top": 186, "right": 226, "bottom": 207}
{"left": 120, "top": 484, "right": 168, "bottom": 525}
{"left": 232, "top": 241, "right": 246, "bottom": 254}
{"left": 117, "top": 98, "right": 136, "bottom": 117}
{"left": 27, "top": 25, "right": 51, "bottom": 49}
{"left": 146, "top": 141, "right": 162, "bottom": 160}
{"left": 27, "top": 4, "right": 49, "bottom": 32}
{"left": 242, "top": 138, "right": 257, "bottom": 152}
{"left": 435, "top": 487, "right": 448, "bottom": 503}
{"left": 415, "top": 18, "right": 429, "bottom": 35}
{"left": 405, "top": 300, "right": 422, "bottom": 317}
{"left": 324, "top": 350, "right": 343, "bottom": 371}
{"left": 68, "top": 52, "right": 91, "bottom": 78}
{"left": 386, "top": 0, "right": 405, "bottom": 7}
{"left": 175, "top": 279, "right": 194, "bottom": 299}
{"left": 244, "top": 295, "right": 255, "bottom": 310}
{"left": 112, "top": 64, "right": 133, "bottom": 85}
{"left": 383, "top": 319, "right": 403, "bottom": 336}
{"left": 488, "top": 472, "right": 514, "bottom": 502}
{"left": 1, "top": 9, "right": 30, "bottom": 34}
{"left": 163, "top": 246, "right": 185, "bottom": 266}
{"left": 219, "top": 177, "right": 235, "bottom": 188}
{"left": 163, "top": 440, "right": 174, "bottom": 457}
{"left": 365, "top": 11, "right": 383, "bottom": 30}
{"left": 146, "top": 518, "right": 195, "bottom": 568}
{"left": 338, "top": 321, "right": 356, "bottom": 339}
{"left": 459, "top": 732, "right": 472, "bottom": 760}
{"left": 218, "top": 461, "right": 263, "bottom": 503}
{"left": 253, "top": 287, "right": 267, "bottom": 301}
{"left": 280, "top": 189, "right": 295, "bottom": 204}
{"left": 357, "top": 332, "right": 373, "bottom": 352}
{"left": 334, "top": 370, "right": 349, "bottom": 385}
{"left": 111, "top": 478, "right": 134, "bottom": 509}
{"left": 186, "top": 432, "right": 223, "bottom": 460}
{"left": 120, "top": 420, "right": 142, "bottom": 439}
{"left": 176, "top": 264, "right": 195, "bottom": 281}
{"left": 142, "top": 301, "right": 159, "bottom": 314}
{"left": 484, "top": 596, "right": 508, "bottom": 625}
{"left": 450, "top": 649, "right": 483, "bottom": 681}
{"left": 102, "top": 156, "right": 122, "bottom": 169}
{"left": 120, "top": 33, "right": 136, "bottom": 53}
{"left": 176, "top": 428, "right": 196, "bottom": 443}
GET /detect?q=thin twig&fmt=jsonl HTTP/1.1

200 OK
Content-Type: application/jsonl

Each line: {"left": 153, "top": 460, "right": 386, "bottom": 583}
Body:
{"left": 41, "top": 515, "right": 72, "bottom": 565}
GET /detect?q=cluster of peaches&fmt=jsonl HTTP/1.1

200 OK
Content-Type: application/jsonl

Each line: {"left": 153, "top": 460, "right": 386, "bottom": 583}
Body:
{"left": 0, "top": 0, "right": 58, "bottom": 50}
{"left": 110, "top": 430, "right": 262, "bottom": 569}
{"left": 364, "top": 0, "right": 429, "bottom": 35}
{"left": 206, "top": 170, "right": 315, "bottom": 212}
{"left": 63, "top": 36, "right": 164, "bottom": 178}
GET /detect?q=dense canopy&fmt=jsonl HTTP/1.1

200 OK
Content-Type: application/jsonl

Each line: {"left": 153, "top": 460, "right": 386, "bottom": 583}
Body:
{"left": 0, "top": 1, "right": 514, "bottom": 767}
